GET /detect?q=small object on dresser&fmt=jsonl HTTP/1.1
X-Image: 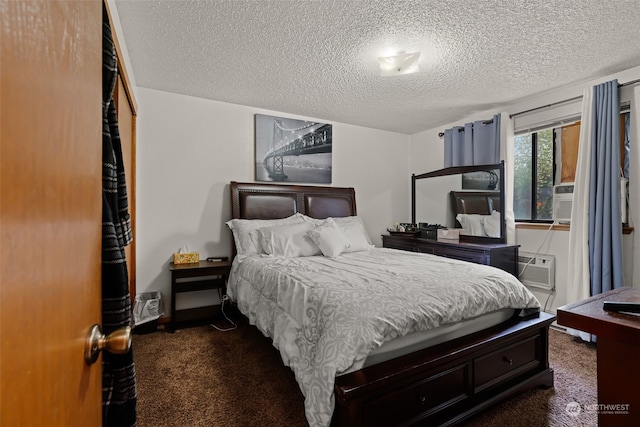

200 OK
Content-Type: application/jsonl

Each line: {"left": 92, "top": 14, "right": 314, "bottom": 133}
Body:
{"left": 603, "top": 301, "right": 640, "bottom": 314}
{"left": 173, "top": 252, "right": 199, "bottom": 264}
{"left": 437, "top": 228, "right": 467, "bottom": 241}
{"left": 173, "top": 244, "right": 199, "bottom": 264}
{"left": 399, "top": 223, "right": 417, "bottom": 232}
{"left": 419, "top": 223, "right": 447, "bottom": 240}
{"left": 206, "top": 256, "right": 229, "bottom": 262}
{"left": 387, "top": 228, "right": 420, "bottom": 236}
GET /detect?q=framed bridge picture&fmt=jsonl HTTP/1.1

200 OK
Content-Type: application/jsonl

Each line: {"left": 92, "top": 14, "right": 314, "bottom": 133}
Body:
{"left": 255, "top": 114, "right": 332, "bottom": 183}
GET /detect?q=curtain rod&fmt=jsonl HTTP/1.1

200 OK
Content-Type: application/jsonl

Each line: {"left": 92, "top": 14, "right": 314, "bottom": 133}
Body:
{"left": 509, "top": 78, "right": 640, "bottom": 119}
{"left": 437, "top": 78, "right": 639, "bottom": 138}
{"left": 437, "top": 119, "right": 493, "bottom": 138}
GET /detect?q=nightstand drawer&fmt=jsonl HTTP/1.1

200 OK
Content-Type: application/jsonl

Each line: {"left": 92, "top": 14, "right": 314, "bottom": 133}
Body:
{"left": 363, "top": 364, "right": 469, "bottom": 426}
{"left": 474, "top": 336, "right": 541, "bottom": 392}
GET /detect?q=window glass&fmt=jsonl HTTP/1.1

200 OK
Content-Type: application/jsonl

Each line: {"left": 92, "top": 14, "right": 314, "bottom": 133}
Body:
{"left": 536, "top": 129, "right": 554, "bottom": 220}
{"left": 514, "top": 134, "right": 532, "bottom": 220}
{"left": 513, "top": 112, "right": 629, "bottom": 222}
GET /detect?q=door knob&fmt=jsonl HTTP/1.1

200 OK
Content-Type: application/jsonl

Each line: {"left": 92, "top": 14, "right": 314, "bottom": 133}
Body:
{"left": 84, "top": 324, "right": 132, "bottom": 365}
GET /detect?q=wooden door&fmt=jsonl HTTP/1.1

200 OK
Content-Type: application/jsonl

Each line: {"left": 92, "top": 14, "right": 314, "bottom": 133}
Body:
{"left": 1, "top": 1, "right": 103, "bottom": 426}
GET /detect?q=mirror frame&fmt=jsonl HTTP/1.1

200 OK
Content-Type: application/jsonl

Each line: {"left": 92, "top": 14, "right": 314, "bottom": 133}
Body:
{"left": 411, "top": 161, "right": 506, "bottom": 244}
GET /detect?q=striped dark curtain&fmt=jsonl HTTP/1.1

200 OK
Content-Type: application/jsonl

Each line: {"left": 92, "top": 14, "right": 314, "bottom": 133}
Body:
{"left": 102, "top": 4, "right": 136, "bottom": 426}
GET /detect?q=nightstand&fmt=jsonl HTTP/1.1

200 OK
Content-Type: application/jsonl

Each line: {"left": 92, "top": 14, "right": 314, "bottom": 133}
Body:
{"left": 168, "top": 260, "right": 232, "bottom": 333}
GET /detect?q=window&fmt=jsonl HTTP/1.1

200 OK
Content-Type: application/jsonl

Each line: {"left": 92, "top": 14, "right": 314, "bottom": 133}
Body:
{"left": 513, "top": 128, "right": 556, "bottom": 221}
{"left": 513, "top": 112, "right": 630, "bottom": 222}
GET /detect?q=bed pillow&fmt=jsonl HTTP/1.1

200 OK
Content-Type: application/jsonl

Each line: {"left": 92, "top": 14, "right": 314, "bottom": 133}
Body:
{"left": 331, "top": 216, "right": 374, "bottom": 252}
{"left": 258, "top": 221, "right": 321, "bottom": 257}
{"left": 301, "top": 214, "right": 374, "bottom": 252}
{"left": 226, "top": 213, "right": 304, "bottom": 259}
{"left": 455, "top": 213, "right": 487, "bottom": 237}
{"left": 483, "top": 210, "right": 502, "bottom": 238}
{"left": 306, "top": 218, "right": 351, "bottom": 258}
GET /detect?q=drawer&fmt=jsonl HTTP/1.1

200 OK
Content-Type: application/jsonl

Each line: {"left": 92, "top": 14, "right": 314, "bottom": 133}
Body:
{"left": 433, "top": 247, "right": 487, "bottom": 264}
{"left": 382, "top": 237, "right": 416, "bottom": 252}
{"left": 416, "top": 246, "right": 435, "bottom": 255}
{"left": 363, "top": 364, "right": 469, "bottom": 426}
{"left": 474, "top": 336, "right": 540, "bottom": 392}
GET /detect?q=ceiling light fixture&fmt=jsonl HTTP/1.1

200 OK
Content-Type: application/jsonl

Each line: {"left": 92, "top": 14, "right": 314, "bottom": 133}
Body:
{"left": 377, "top": 51, "right": 421, "bottom": 76}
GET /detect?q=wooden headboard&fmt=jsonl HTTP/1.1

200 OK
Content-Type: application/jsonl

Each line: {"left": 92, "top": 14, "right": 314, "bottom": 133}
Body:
{"left": 230, "top": 181, "right": 357, "bottom": 220}
{"left": 450, "top": 191, "right": 501, "bottom": 216}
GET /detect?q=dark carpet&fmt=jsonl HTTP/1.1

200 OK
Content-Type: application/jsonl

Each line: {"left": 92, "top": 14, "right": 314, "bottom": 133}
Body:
{"left": 134, "top": 313, "right": 597, "bottom": 427}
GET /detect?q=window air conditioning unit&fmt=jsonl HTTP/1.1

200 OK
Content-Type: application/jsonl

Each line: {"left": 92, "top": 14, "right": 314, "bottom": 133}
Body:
{"left": 552, "top": 183, "right": 574, "bottom": 223}
{"left": 518, "top": 252, "right": 555, "bottom": 291}
{"left": 552, "top": 179, "right": 628, "bottom": 224}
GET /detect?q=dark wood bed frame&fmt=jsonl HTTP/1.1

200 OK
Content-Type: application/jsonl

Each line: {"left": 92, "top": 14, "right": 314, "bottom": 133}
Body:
{"left": 230, "top": 181, "right": 555, "bottom": 427}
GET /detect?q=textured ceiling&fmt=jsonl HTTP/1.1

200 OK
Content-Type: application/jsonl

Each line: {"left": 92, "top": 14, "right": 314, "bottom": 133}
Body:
{"left": 114, "top": 0, "right": 640, "bottom": 135}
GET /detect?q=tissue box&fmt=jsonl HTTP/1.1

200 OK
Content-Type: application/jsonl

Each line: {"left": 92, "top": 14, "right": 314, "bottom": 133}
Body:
{"left": 173, "top": 252, "right": 199, "bottom": 264}
{"left": 437, "top": 229, "right": 464, "bottom": 241}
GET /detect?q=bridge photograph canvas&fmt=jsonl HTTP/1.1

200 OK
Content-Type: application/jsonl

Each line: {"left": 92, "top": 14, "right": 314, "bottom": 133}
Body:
{"left": 255, "top": 114, "right": 332, "bottom": 183}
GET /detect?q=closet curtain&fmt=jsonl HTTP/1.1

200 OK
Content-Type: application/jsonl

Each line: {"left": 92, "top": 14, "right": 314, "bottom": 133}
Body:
{"left": 444, "top": 114, "right": 501, "bottom": 167}
{"left": 102, "top": 5, "right": 137, "bottom": 426}
{"left": 567, "top": 79, "right": 624, "bottom": 341}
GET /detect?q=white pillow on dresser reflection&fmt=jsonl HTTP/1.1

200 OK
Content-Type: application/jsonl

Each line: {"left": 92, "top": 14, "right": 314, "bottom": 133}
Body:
{"left": 455, "top": 213, "right": 487, "bottom": 237}
{"left": 483, "top": 210, "right": 502, "bottom": 238}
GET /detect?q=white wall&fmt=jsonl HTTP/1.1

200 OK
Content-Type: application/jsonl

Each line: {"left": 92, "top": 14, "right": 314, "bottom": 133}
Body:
{"left": 410, "top": 65, "right": 640, "bottom": 313}
{"left": 136, "top": 88, "right": 411, "bottom": 310}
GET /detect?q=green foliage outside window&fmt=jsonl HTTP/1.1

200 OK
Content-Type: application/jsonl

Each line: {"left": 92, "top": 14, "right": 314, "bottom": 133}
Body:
{"left": 513, "top": 129, "right": 554, "bottom": 221}
{"left": 513, "top": 135, "right": 532, "bottom": 220}
{"left": 536, "top": 129, "right": 554, "bottom": 219}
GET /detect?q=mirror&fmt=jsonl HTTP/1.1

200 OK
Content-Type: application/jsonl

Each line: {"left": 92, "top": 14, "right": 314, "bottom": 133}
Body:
{"left": 411, "top": 162, "right": 505, "bottom": 243}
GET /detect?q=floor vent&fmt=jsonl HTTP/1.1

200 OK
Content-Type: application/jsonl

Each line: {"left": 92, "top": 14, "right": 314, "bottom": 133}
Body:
{"left": 518, "top": 252, "right": 555, "bottom": 291}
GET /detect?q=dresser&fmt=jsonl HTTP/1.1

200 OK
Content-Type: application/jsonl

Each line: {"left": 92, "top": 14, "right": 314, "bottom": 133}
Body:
{"left": 382, "top": 234, "right": 519, "bottom": 276}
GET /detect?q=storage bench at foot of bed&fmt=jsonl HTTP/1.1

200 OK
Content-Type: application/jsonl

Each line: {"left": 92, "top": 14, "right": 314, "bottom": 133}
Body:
{"left": 333, "top": 312, "right": 555, "bottom": 427}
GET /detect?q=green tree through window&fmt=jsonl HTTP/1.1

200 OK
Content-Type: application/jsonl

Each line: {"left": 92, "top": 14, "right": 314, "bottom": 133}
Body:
{"left": 513, "top": 129, "right": 554, "bottom": 221}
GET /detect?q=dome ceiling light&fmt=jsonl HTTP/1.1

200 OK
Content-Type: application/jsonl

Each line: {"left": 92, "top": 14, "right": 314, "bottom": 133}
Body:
{"left": 377, "top": 51, "right": 421, "bottom": 76}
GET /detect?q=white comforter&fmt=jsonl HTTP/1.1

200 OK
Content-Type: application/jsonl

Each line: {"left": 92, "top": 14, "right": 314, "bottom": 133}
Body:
{"left": 227, "top": 247, "right": 539, "bottom": 427}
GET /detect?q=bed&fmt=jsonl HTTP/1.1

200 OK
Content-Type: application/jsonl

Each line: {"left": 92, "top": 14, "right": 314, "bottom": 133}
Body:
{"left": 227, "top": 181, "right": 554, "bottom": 427}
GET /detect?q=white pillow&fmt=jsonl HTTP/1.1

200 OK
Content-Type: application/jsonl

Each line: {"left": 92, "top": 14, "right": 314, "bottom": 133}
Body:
{"left": 331, "top": 216, "right": 374, "bottom": 252}
{"left": 301, "top": 214, "right": 373, "bottom": 252}
{"left": 306, "top": 218, "right": 350, "bottom": 258}
{"left": 226, "top": 213, "right": 304, "bottom": 259}
{"left": 483, "top": 210, "right": 501, "bottom": 238}
{"left": 455, "top": 213, "right": 487, "bottom": 237}
{"left": 258, "top": 221, "right": 321, "bottom": 257}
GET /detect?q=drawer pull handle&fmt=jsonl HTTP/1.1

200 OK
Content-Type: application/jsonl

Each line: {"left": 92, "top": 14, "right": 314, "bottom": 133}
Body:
{"left": 503, "top": 356, "right": 513, "bottom": 365}
{"left": 419, "top": 395, "right": 427, "bottom": 405}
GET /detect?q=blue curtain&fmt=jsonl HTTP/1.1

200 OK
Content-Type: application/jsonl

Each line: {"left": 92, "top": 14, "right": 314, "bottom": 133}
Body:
{"left": 473, "top": 114, "right": 501, "bottom": 165}
{"left": 588, "top": 80, "right": 624, "bottom": 295}
{"left": 443, "top": 114, "right": 500, "bottom": 167}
